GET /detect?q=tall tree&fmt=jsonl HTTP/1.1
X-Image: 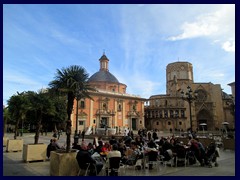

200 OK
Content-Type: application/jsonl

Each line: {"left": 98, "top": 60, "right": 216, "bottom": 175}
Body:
{"left": 3, "top": 107, "right": 11, "bottom": 136}
{"left": 49, "top": 65, "right": 95, "bottom": 152}
{"left": 28, "top": 91, "right": 56, "bottom": 144}
{"left": 7, "top": 92, "right": 30, "bottom": 139}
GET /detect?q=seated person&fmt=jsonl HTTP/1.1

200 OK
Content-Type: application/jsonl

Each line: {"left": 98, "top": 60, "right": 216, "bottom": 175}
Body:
{"left": 117, "top": 138, "right": 126, "bottom": 157}
{"left": 95, "top": 140, "right": 103, "bottom": 154}
{"left": 87, "top": 143, "right": 95, "bottom": 155}
{"left": 109, "top": 136, "right": 118, "bottom": 145}
{"left": 161, "top": 137, "right": 174, "bottom": 161}
{"left": 72, "top": 142, "right": 81, "bottom": 150}
{"left": 135, "top": 136, "right": 144, "bottom": 148}
{"left": 101, "top": 142, "right": 111, "bottom": 154}
{"left": 105, "top": 144, "right": 121, "bottom": 175}
{"left": 145, "top": 140, "right": 159, "bottom": 170}
{"left": 76, "top": 142, "right": 103, "bottom": 176}
{"left": 46, "top": 139, "right": 61, "bottom": 159}
{"left": 121, "top": 141, "right": 141, "bottom": 165}
{"left": 52, "top": 138, "right": 61, "bottom": 149}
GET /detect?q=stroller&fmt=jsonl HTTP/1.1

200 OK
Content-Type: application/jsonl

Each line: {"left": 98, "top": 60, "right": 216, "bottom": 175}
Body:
{"left": 204, "top": 142, "right": 219, "bottom": 168}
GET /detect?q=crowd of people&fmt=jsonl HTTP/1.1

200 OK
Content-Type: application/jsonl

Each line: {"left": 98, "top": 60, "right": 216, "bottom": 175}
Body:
{"left": 47, "top": 128, "right": 220, "bottom": 176}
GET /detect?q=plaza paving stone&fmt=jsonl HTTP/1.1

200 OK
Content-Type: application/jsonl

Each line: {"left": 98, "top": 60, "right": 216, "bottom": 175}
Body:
{"left": 3, "top": 133, "right": 235, "bottom": 176}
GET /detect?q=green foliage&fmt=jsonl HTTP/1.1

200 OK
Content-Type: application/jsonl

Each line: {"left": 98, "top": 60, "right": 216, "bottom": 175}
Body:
{"left": 7, "top": 92, "right": 31, "bottom": 139}
{"left": 48, "top": 65, "right": 96, "bottom": 152}
{"left": 18, "top": 129, "right": 30, "bottom": 133}
{"left": 49, "top": 65, "right": 96, "bottom": 120}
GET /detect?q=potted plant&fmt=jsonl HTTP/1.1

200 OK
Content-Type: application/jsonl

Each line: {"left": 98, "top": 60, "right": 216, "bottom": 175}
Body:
{"left": 3, "top": 107, "right": 10, "bottom": 147}
{"left": 6, "top": 92, "right": 29, "bottom": 152}
{"left": 22, "top": 91, "right": 56, "bottom": 162}
{"left": 48, "top": 65, "right": 95, "bottom": 176}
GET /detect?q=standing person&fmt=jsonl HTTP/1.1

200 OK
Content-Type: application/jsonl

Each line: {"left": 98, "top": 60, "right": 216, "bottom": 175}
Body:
{"left": 46, "top": 139, "right": 54, "bottom": 159}
{"left": 130, "top": 130, "right": 134, "bottom": 140}
{"left": 147, "top": 131, "right": 152, "bottom": 141}
{"left": 78, "top": 130, "right": 82, "bottom": 139}
{"left": 53, "top": 130, "right": 57, "bottom": 138}
{"left": 105, "top": 125, "right": 108, "bottom": 136}
{"left": 81, "top": 129, "right": 85, "bottom": 141}
{"left": 57, "top": 130, "right": 61, "bottom": 140}
{"left": 152, "top": 130, "right": 158, "bottom": 141}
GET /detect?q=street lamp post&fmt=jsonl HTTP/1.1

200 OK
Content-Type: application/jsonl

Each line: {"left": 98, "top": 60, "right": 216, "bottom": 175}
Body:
{"left": 74, "top": 89, "right": 81, "bottom": 145}
{"left": 181, "top": 86, "right": 198, "bottom": 133}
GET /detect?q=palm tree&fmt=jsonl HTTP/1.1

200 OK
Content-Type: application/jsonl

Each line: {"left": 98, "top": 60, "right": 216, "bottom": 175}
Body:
{"left": 49, "top": 65, "right": 95, "bottom": 152}
{"left": 7, "top": 92, "right": 30, "bottom": 139}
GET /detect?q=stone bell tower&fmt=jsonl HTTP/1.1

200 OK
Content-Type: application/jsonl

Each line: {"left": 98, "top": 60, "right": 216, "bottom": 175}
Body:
{"left": 166, "top": 62, "right": 194, "bottom": 96}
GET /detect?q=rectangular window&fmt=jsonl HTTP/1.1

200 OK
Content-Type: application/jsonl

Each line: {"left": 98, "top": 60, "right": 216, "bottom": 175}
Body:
{"left": 80, "top": 100, "right": 85, "bottom": 109}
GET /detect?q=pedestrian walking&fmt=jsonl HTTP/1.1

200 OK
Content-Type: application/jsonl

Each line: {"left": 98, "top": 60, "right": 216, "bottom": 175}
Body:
{"left": 53, "top": 130, "right": 57, "bottom": 138}
{"left": 57, "top": 130, "right": 61, "bottom": 140}
{"left": 78, "top": 130, "right": 81, "bottom": 138}
{"left": 81, "top": 129, "right": 85, "bottom": 141}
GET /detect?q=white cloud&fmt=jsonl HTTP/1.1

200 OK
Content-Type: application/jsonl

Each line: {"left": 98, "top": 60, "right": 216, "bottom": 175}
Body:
{"left": 168, "top": 5, "right": 235, "bottom": 52}
{"left": 222, "top": 40, "right": 235, "bottom": 52}
{"left": 168, "top": 17, "right": 219, "bottom": 41}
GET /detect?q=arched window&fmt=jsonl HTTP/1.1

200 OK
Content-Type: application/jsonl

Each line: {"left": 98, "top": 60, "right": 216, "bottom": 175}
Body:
{"left": 181, "top": 110, "right": 185, "bottom": 118}
{"left": 175, "top": 110, "right": 179, "bottom": 118}
{"left": 164, "top": 110, "right": 168, "bottom": 118}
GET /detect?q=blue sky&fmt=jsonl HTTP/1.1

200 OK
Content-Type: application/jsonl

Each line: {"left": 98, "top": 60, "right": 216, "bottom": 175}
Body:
{"left": 3, "top": 4, "right": 235, "bottom": 105}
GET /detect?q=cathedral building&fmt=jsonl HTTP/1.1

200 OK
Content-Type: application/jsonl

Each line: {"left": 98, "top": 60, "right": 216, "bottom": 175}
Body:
{"left": 144, "top": 61, "right": 235, "bottom": 132}
{"left": 72, "top": 54, "right": 146, "bottom": 133}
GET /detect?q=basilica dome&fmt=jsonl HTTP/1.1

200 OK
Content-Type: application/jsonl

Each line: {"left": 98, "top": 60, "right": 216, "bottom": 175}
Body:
{"left": 88, "top": 70, "right": 119, "bottom": 83}
{"left": 88, "top": 54, "right": 119, "bottom": 83}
